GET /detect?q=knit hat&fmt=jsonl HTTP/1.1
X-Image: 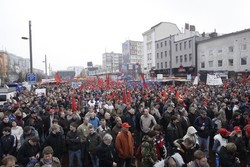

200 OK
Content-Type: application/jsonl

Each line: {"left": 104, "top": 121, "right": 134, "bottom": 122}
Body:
{"left": 233, "top": 126, "right": 241, "bottom": 133}
{"left": 43, "top": 146, "right": 54, "bottom": 155}
{"left": 187, "top": 126, "right": 197, "bottom": 135}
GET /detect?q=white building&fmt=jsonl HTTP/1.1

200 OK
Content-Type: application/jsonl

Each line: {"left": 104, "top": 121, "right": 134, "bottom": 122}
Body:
{"left": 102, "top": 52, "right": 122, "bottom": 73}
{"left": 67, "top": 66, "right": 84, "bottom": 77}
{"left": 122, "top": 40, "right": 143, "bottom": 65}
{"left": 142, "top": 22, "right": 181, "bottom": 76}
{"left": 197, "top": 29, "right": 250, "bottom": 76}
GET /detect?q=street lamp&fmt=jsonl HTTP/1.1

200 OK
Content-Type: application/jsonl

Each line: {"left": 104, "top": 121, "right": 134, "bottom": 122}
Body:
{"left": 21, "top": 20, "right": 33, "bottom": 74}
{"left": 42, "top": 54, "right": 47, "bottom": 77}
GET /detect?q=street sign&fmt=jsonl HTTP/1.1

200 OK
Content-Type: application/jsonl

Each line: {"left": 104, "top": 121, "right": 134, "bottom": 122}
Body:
{"left": 27, "top": 73, "right": 36, "bottom": 84}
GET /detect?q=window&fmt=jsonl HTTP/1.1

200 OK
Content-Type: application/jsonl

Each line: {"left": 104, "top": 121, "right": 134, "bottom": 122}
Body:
{"left": 189, "top": 54, "right": 192, "bottom": 61}
{"left": 180, "top": 55, "right": 183, "bottom": 63}
{"left": 161, "top": 42, "right": 163, "bottom": 47}
{"left": 242, "top": 44, "right": 247, "bottom": 50}
{"left": 184, "top": 54, "right": 187, "bottom": 62}
{"left": 176, "top": 44, "right": 178, "bottom": 51}
{"left": 189, "top": 40, "right": 192, "bottom": 48}
{"left": 165, "top": 62, "right": 168, "bottom": 68}
{"left": 228, "top": 59, "right": 234, "bottom": 66}
{"left": 161, "top": 52, "right": 163, "bottom": 59}
{"left": 157, "top": 63, "right": 159, "bottom": 69}
{"left": 218, "top": 49, "right": 222, "bottom": 53}
{"left": 228, "top": 46, "right": 234, "bottom": 52}
{"left": 180, "top": 43, "right": 182, "bottom": 51}
{"left": 157, "top": 53, "right": 159, "bottom": 59}
{"left": 157, "top": 43, "right": 159, "bottom": 49}
{"left": 209, "top": 50, "right": 213, "bottom": 56}
{"left": 209, "top": 61, "right": 213, "bottom": 67}
{"left": 176, "top": 56, "right": 179, "bottom": 63}
{"left": 165, "top": 51, "right": 167, "bottom": 57}
{"left": 184, "top": 41, "right": 187, "bottom": 50}
{"left": 165, "top": 41, "right": 167, "bottom": 46}
{"left": 161, "top": 62, "right": 163, "bottom": 69}
{"left": 218, "top": 60, "right": 223, "bottom": 67}
{"left": 241, "top": 57, "right": 247, "bottom": 65}
{"left": 201, "top": 62, "right": 205, "bottom": 68}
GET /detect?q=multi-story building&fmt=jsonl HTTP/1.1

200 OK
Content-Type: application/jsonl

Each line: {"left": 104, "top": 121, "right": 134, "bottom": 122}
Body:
{"left": 155, "top": 24, "right": 200, "bottom": 77}
{"left": 142, "top": 22, "right": 181, "bottom": 77}
{"left": 197, "top": 29, "right": 250, "bottom": 78}
{"left": 0, "top": 51, "right": 8, "bottom": 83}
{"left": 122, "top": 40, "right": 143, "bottom": 65}
{"left": 102, "top": 52, "right": 122, "bottom": 73}
{"left": 67, "top": 66, "right": 84, "bottom": 77}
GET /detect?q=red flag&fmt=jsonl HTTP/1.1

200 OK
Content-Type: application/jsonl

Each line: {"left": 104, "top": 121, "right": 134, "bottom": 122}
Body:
{"left": 71, "top": 94, "right": 76, "bottom": 112}
{"left": 169, "top": 85, "right": 174, "bottom": 94}
{"left": 106, "top": 74, "right": 110, "bottom": 88}
{"left": 127, "top": 91, "right": 133, "bottom": 104}
{"left": 78, "top": 96, "right": 81, "bottom": 111}
{"left": 176, "top": 91, "right": 180, "bottom": 99}
{"left": 162, "top": 90, "right": 167, "bottom": 98}
{"left": 55, "top": 72, "right": 61, "bottom": 84}
{"left": 141, "top": 73, "right": 148, "bottom": 89}
{"left": 122, "top": 90, "right": 127, "bottom": 104}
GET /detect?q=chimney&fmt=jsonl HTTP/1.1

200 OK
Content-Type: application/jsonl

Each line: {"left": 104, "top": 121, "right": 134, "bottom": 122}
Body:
{"left": 190, "top": 25, "right": 196, "bottom": 31}
{"left": 185, "top": 23, "right": 189, "bottom": 30}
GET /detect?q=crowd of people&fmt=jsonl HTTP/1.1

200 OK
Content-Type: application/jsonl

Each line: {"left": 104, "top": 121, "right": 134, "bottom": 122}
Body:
{"left": 0, "top": 77, "right": 249, "bottom": 167}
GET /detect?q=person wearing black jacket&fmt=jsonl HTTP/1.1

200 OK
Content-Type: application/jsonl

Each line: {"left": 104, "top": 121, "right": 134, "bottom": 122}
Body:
{"left": 219, "top": 143, "right": 240, "bottom": 167}
{"left": 43, "top": 124, "right": 65, "bottom": 161}
{"left": 66, "top": 122, "right": 82, "bottom": 167}
{"left": 0, "top": 127, "right": 16, "bottom": 157}
{"left": 86, "top": 125, "right": 102, "bottom": 167}
{"left": 0, "top": 116, "right": 11, "bottom": 138}
{"left": 194, "top": 110, "right": 212, "bottom": 158}
{"left": 17, "top": 136, "right": 41, "bottom": 167}
{"left": 97, "top": 133, "right": 117, "bottom": 167}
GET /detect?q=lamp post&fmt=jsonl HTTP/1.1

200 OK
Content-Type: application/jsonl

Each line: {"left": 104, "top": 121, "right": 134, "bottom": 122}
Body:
{"left": 21, "top": 20, "right": 33, "bottom": 74}
{"left": 42, "top": 54, "right": 47, "bottom": 77}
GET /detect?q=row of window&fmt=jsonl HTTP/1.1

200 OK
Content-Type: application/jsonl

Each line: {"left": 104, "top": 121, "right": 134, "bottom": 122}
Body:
{"left": 156, "top": 40, "right": 169, "bottom": 48}
{"left": 176, "top": 54, "right": 192, "bottom": 63}
{"left": 175, "top": 40, "right": 192, "bottom": 51}
{"left": 200, "top": 57, "right": 248, "bottom": 68}
{"left": 157, "top": 62, "right": 168, "bottom": 69}
{"left": 204, "top": 44, "right": 247, "bottom": 56}
{"left": 156, "top": 51, "right": 168, "bottom": 59}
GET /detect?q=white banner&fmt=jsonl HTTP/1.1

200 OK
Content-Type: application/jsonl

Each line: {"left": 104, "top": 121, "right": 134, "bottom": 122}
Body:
{"left": 187, "top": 74, "right": 192, "bottom": 81}
{"left": 71, "top": 82, "right": 81, "bottom": 88}
{"left": 206, "top": 74, "right": 223, "bottom": 85}
{"left": 35, "top": 88, "right": 46, "bottom": 96}
{"left": 193, "top": 76, "right": 199, "bottom": 85}
{"left": 157, "top": 74, "right": 163, "bottom": 80}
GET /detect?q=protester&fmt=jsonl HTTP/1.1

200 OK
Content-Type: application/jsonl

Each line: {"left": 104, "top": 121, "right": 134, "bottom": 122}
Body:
{"left": 187, "top": 150, "right": 209, "bottom": 167}
{"left": 34, "top": 146, "right": 61, "bottom": 167}
{"left": 218, "top": 142, "right": 241, "bottom": 167}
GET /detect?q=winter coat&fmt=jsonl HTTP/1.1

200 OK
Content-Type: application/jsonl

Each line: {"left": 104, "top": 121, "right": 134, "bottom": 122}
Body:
{"left": 34, "top": 157, "right": 61, "bottom": 167}
{"left": 97, "top": 142, "right": 117, "bottom": 167}
{"left": 0, "top": 134, "right": 16, "bottom": 156}
{"left": 86, "top": 132, "right": 102, "bottom": 154}
{"left": 43, "top": 132, "right": 65, "bottom": 159}
{"left": 20, "top": 127, "right": 39, "bottom": 145}
{"left": 219, "top": 146, "right": 240, "bottom": 167}
{"left": 194, "top": 116, "right": 212, "bottom": 138}
{"left": 17, "top": 141, "right": 41, "bottom": 166}
{"left": 115, "top": 130, "right": 134, "bottom": 159}
{"left": 141, "top": 136, "right": 158, "bottom": 167}
{"left": 166, "top": 122, "right": 181, "bottom": 146}
{"left": 66, "top": 130, "right": 81, "bottom": 151}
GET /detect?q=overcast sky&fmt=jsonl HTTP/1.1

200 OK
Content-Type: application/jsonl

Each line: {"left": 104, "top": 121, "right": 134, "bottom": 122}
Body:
{"left": 1, "top": 0, "right": 250, "bottom": 72}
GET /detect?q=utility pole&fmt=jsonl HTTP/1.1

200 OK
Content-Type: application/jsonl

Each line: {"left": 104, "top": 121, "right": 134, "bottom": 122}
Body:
{"left": 29, "top": 20, "right": 33, "bottom": 74}
{"left": 169, "top": 35, "right": 173, "bottom": 76}
{"left": 44, "top": 54, "right": 47, "bottom": 76}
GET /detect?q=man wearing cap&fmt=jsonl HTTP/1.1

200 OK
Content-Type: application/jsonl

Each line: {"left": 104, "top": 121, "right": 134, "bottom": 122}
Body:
{"left": 194, "top": 110, "right": 212, "bottom": 158}
{"left": 34, "top": 146, "right": 61, "bottom": 167}
{"left": 115, "top": 122, "right": 134, "bottom": 167}
{"left": 213, "top": 128, "right": 231, "bottom": 167}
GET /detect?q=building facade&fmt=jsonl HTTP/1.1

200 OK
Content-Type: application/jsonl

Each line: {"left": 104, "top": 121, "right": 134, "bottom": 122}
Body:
{"left": 67, "top": 66, "right": 84, "bottom": 77}
{"left": 197, "top": 29, "right": 250, "bottom": 77}
{"left": 142, "top": 22, "right": 181, "bottom": 76}
{"left": 155, "top": 24, "right": 199, "bottom": 77}
{"left": 122, "top": 40, "right": 143, "bottom": 65}
{"left": 102, "top": 52, "right": 122, "bottom": 73}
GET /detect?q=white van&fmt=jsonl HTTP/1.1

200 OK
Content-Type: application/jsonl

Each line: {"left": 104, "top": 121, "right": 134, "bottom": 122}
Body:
{"left": 0, "top": 87, "right": 17, "bottom": 106}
